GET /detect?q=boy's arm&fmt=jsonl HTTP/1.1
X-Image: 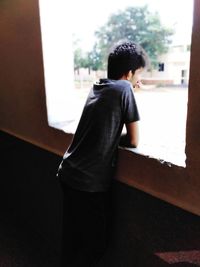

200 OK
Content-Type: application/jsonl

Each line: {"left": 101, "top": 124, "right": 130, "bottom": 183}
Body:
{"left": 119, "top": 121, "right": 139, "bottom": 148}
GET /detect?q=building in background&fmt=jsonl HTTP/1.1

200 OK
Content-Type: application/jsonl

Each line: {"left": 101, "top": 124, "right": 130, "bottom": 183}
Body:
{"left": 142, "top": 42, "right": 191, "bottom": 86}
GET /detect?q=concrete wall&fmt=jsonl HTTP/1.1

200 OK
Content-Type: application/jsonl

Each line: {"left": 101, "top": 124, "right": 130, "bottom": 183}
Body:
{"left": 0, "top": 0, "right": 200, "bottom": 222}
{"left": 0, "top": 0, "right": 73, "bottom": 154}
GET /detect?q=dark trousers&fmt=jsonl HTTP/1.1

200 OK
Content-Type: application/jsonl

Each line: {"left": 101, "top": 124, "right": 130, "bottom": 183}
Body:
{"left": 60, "top": 182, "right": 112, "bottom": 267}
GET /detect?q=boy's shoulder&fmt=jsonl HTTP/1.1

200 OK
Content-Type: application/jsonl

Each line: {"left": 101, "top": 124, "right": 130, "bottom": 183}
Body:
{"left": 115, "top": 79, "right": 132, "bottom": 88}
{"left": 112, "top": 80, "right": 133, "bottom": 95}
{"left": 93, "top": 79, "right": 132, "bottom": 95}
{"left": 105, "top": 79, "right": 131, "bottom": 89}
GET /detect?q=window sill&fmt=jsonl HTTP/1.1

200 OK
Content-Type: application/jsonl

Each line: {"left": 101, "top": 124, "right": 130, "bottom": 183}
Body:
{"left": 48, "top": 88, "right": 187, "bottom": 168}
{"left": 50, "top": 118, "right": 186, "bottom": 168}
{"left": 119, "top": 144, "right": 186, "bottom": 168}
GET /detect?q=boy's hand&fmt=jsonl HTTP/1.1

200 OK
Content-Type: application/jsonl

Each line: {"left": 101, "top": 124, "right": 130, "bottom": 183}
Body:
{"left": 135, "top": 80, "right": 143, "bottom": 89}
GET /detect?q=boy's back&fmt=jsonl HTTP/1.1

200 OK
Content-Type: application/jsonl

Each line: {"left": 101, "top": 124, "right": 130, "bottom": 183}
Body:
{"left": 58, "top": 78, "right": 139, "bottom": 192}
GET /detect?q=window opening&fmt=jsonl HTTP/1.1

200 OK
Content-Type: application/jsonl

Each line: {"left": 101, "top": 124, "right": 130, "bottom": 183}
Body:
{"left": 158, "top": 63, "right": 165, "bottom": 72}
{"left": 39, "top": 0, "right": 194, "bottom": 167}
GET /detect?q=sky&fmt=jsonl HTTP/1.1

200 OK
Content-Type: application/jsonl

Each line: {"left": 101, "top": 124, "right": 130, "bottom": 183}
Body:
{"left": 71, "top": 0, "right": 194, "bottom": 51}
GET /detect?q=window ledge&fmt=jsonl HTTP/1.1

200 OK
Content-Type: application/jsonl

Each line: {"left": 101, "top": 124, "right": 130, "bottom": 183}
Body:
{"left": 119, "top": 144, "right": 186, "bottom": 168}
{"left": 50, "top": 119, "right": 186, "bottom": 168}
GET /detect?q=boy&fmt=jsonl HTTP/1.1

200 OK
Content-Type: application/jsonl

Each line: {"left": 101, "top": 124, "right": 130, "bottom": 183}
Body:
{"left": 57, "top": 41, "right": 148, "bottom": 266}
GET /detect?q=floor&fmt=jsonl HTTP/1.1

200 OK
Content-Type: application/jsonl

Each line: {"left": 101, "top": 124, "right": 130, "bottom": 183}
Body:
{"left": 0, "top": 210, "right": 58, "bottom": 267}
{"left": 1, "top": 185, "right": 200, "bottom": 267}
{"left": 96, "top": 181, "right": 200, "bottom": 267}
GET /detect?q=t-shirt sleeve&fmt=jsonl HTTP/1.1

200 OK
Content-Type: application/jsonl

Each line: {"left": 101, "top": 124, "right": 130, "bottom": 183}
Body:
{"left": 121, "top": 85, "right": 140, "bottom": 123}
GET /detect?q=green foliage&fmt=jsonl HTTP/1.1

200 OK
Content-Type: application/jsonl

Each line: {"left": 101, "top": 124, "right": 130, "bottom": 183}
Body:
{"left": 74, "top": 48, "right": 84, "bottom": 70}
{"left": 74, "top": 5, "right": 174, "bottom": 71}
{"left": 73, "top": 37, "right": 98, "bottom": 71}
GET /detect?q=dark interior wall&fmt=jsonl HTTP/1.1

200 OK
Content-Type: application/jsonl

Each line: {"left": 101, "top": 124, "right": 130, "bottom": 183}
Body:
{"left": 0, "top": 0, "right": 45, "bottom": 133}
{"left": 186, "top": 0, "right": 200, "bottom": 186}
{"left": 1, "top": 130, "right": 63, "bottom": 255}
{"left": 0, "top": 0, "right": 72, "bottom": 154}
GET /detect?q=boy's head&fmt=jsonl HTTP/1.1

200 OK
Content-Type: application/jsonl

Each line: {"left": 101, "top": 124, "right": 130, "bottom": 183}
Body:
{"left": 107, "top": 41, "right": 148, "bottom": 84}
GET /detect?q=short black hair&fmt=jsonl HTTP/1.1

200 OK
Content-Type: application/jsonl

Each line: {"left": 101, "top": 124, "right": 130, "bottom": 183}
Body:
{"left": 107, "top": 41, "right": 148, "bottom": 80}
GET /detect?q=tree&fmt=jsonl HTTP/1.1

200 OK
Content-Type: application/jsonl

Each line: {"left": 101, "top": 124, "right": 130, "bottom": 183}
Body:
{"left": 74, "top": 47, "right": 84, "bottom": 72}
{"left": 73, "top": 35, "right": 98, "bottom": 74}
{"left": 73, "top": 37, "right": 83, "bottom": 72}
{"left": 92, "top": 5, "right": 174, "bottom": 70}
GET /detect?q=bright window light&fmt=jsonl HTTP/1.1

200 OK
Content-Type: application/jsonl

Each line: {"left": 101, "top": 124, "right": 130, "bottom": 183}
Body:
{"left": 39, "top": 1, "right": 77, "bottom": 131}
{"left": 39, "top": 0, "right": 193, "bottom": 167}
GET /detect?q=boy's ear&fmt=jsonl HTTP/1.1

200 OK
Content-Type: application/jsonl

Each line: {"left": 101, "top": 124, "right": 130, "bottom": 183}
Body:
{"left": 127, "top": 70, "right": 134, "bottom": 80}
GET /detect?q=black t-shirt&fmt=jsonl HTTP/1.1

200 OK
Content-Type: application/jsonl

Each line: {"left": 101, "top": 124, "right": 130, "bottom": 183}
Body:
{"left": 57, "top": 79, "right": 140, "bottom": 192}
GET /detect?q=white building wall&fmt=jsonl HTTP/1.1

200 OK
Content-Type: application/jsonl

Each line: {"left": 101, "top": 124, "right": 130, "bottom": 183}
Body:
{"left": 143, "top": 45, "right": 191, "bottom": 85}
